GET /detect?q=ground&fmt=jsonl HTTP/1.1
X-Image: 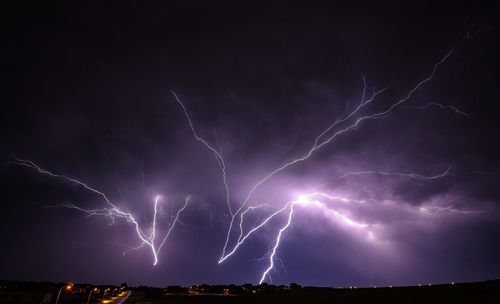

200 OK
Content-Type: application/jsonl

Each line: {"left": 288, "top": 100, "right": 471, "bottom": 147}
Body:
{"left": 123, "top": 280, "right": 499, "bottom": 304}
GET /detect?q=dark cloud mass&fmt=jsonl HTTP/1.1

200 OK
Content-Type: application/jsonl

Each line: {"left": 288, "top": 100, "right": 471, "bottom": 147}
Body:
{"left": 1, "top": 0, "right": 500, "bottom": 287}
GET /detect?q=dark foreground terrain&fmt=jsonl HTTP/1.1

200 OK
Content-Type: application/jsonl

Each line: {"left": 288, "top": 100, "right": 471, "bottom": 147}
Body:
{"left": 125, "top": 280, "right": 500, "bottom": 304}
{"left": 1, "top": 280, "right": 498, "bottom": 303}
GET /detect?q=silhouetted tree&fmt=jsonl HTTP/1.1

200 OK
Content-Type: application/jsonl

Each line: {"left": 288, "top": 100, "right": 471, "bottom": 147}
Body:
{"left": 290, "top": 283, "right": 302, "bottom": 289}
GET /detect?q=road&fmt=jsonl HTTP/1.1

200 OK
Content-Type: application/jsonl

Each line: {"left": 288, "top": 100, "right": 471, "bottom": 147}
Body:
{"left": 101, "top": 291, "right": 131, "bottom": 304}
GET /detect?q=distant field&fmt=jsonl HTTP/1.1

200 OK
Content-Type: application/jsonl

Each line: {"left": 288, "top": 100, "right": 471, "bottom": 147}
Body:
{"left": 124, "top": 280, "right": 500, "bottom": 304}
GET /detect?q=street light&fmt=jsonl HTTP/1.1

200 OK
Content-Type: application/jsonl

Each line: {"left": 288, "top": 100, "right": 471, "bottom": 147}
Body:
{"left": 55, "top": 283, "right": 73, "bottom": 304}
{"left": 102, "top": 288, "right": 110, "bottom": 301}
{"left": 87, "top": 287, "right": 99, "bottom": 304}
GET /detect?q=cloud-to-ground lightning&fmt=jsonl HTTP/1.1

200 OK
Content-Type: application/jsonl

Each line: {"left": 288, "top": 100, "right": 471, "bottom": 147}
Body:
{"left": 258, "top": 202, "right": 294, "bottom": 284}
{"left": 252, "top": 184, "right": 484, "bottom": 283}
{"left": 220, "top": 48, "right": 453, "bottom": 266}
{"left": 11, "top": 157, "right": 190, "bottom": 266}
{"left": 220, "top": 191, "right": 376, "bottom": 265}
{"left": 255, "top": 192, "right": 375, "bottom": 284}
{"left": 12, "top": 37, "right": 478, "bottom": 283}
{"left": 171, "top": 43, "right": 479, "bottom": 283}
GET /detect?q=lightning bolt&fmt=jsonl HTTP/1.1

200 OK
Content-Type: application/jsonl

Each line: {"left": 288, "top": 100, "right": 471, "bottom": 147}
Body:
{"left": 259, "top": 202, "right": 294, "bottom": 284}
{"left": 12, "top": 37, "right": 476, "bottom": 281}
{"left": 172, "top": 46, "right": 456, "bottom": 270}
{"left": 419, "top": 199, "right": 485, "bottom": 214}
{"left": 170, "top": 91, "right": 233, "bottom": 217}
{"left": 337, "top": 165, "right": 452, "bottom": 180}
{"left": 254, "top": 187, "right": 483, "bottom": 283}
{"left": 253, "top": 192, "right": 374, "bottom": 284}
{"left": 169, "top": 41, "right": 485, "bottom": 283}
{"left": 409, "top": 102, "right": 469, "bottom": 117}
{"left": 222, "top": 48, "right": 453, "bottom": 263}
{"left": 11, "top": 157, "right": 190, "bottom": 266}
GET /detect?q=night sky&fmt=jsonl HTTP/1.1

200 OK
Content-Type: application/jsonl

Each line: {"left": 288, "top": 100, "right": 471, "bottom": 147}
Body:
{"left": 2, "top": 1, "right": 500, "bottom": 288}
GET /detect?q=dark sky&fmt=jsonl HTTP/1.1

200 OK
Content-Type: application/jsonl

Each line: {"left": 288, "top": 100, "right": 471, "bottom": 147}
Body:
{"left": 1, "top": 0, "right": 500, "bottom": 287}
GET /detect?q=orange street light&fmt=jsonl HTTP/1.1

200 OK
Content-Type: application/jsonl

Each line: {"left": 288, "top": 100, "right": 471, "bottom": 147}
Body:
{"left": 87, "top": 287, "right": 99, "bottom": 304}
{"left": 102, "top": 288, "right": 112, "bottom": 300}
{"left": 55, "top": 283, "right": 73, "bottom": 304}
